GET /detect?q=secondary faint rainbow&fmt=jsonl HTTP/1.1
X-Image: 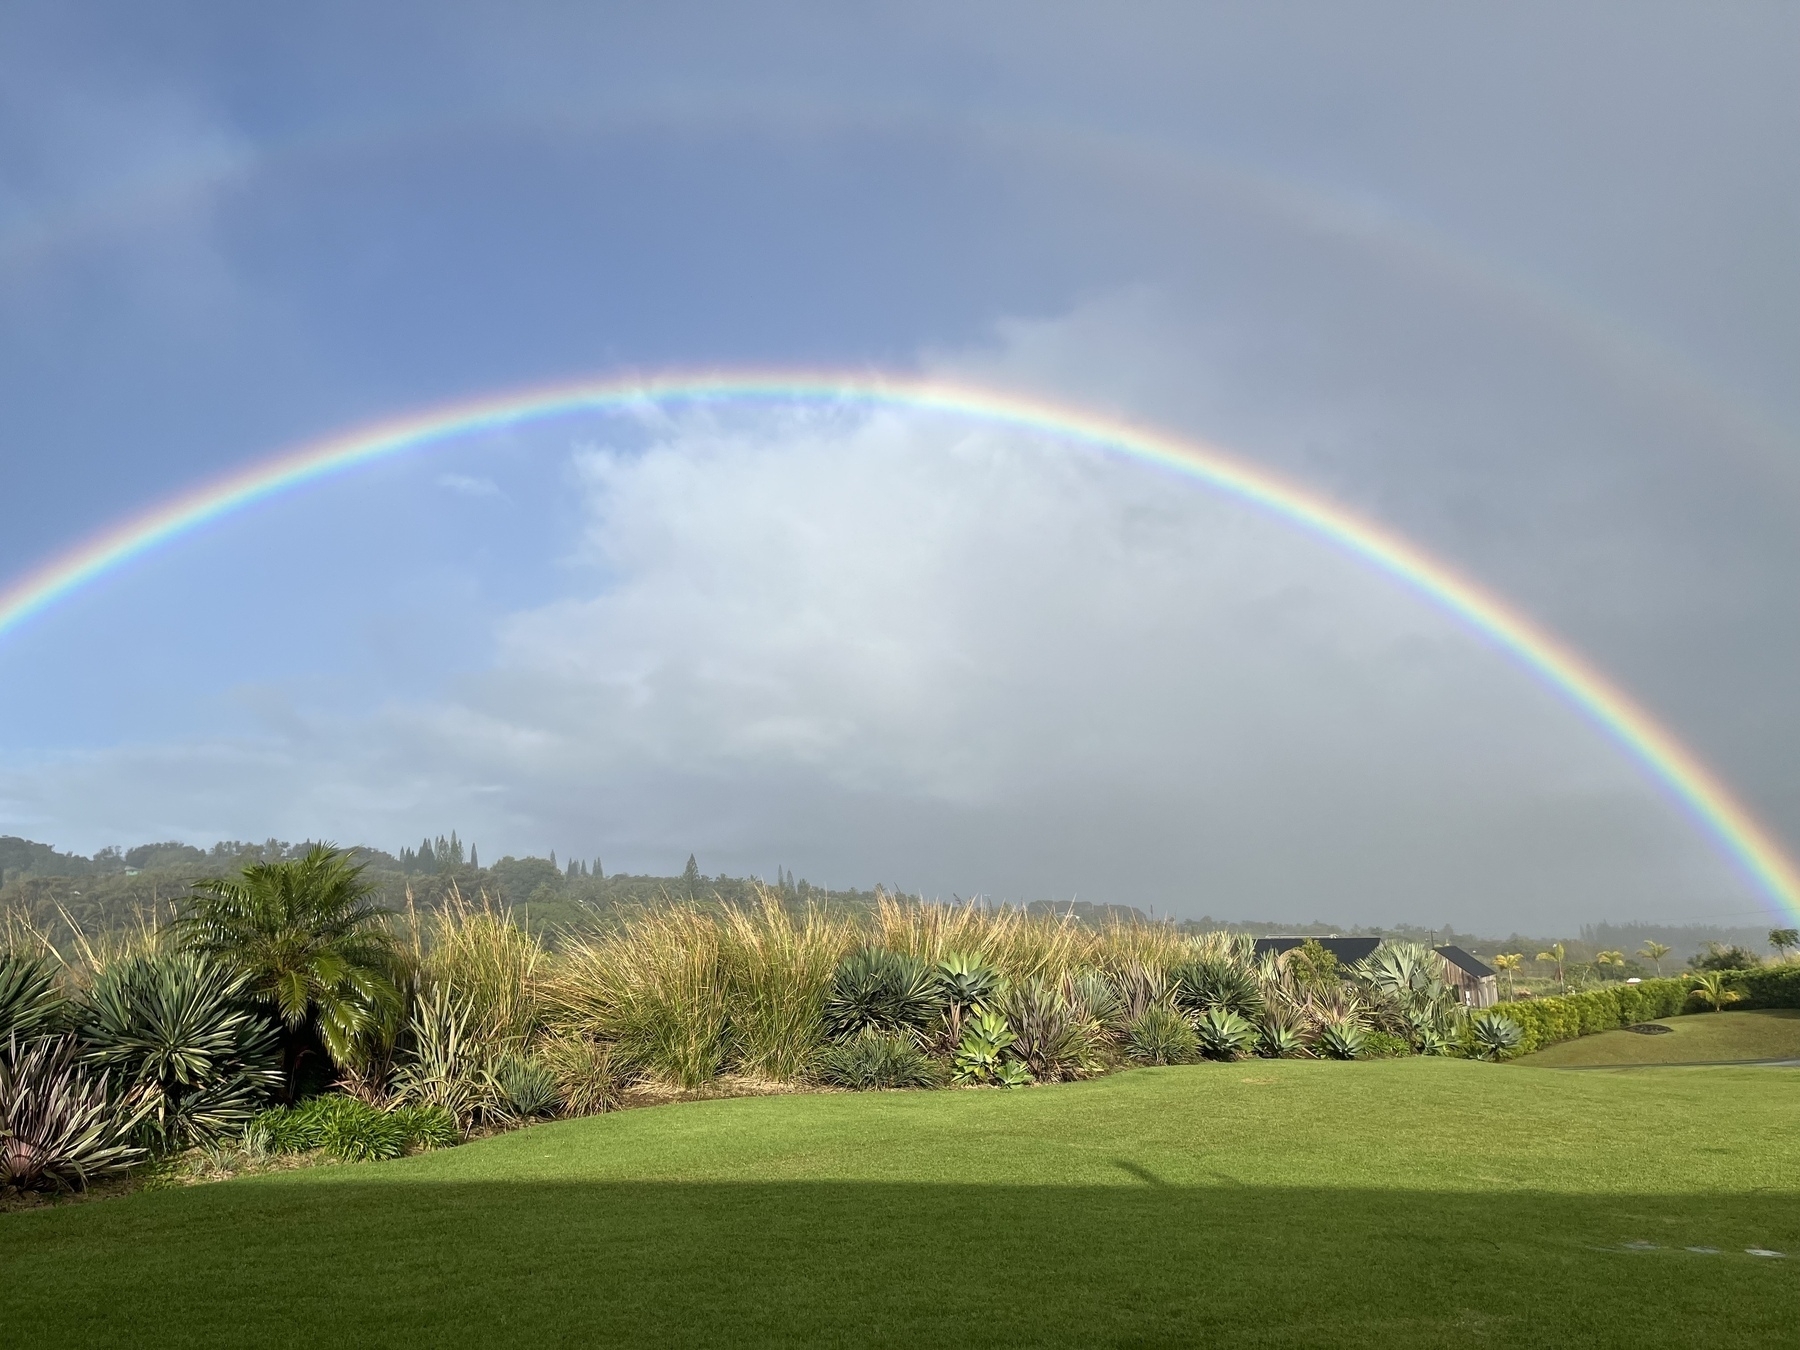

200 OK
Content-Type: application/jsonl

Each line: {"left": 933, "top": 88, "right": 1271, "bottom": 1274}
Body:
{"left": 3, "top": 369, "right": 1796, "bottom": 921}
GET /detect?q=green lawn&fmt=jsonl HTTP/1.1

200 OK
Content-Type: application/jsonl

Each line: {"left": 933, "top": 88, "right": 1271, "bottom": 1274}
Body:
{"left": 5, "top": 1059, "right": 1797, "bottom": 1348}
{"left": 1517, "top": 1008, "right": 1800, "bottom": 1067}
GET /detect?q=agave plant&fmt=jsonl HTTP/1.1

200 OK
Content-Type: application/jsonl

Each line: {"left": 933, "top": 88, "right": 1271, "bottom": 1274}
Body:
{"left": 952, "top": 1007, "right": 1020, "bottom": 1085}
{"left": 823, "top": 948, "right": 943, "bottom": 1041}
{"left": 1256, "top": 1011, "right": 1310, "bottom": 1059}
{"left": 0, "top": 1035, "right": 142, "bottom": 1193}
{"left": 1468, "top": 1011, "right": 1523, "bottom": 1061}
{"left": 1193, "top": 1007, "right": 1257, "bottom": 1061}
{"left": 1315, "top": 1014, "right": 1367, "bottom": 1061}
{"left": 816, "top": 1030, "right": 943, "bottom": 1090}
{"left": 1170, "top": 956, "right": 1263, "bottom": 1021}
{"left": 79, "top": 950, "right": 282, "bottom": 1150}
{"left": 1125, "top": 1005, "right": 1197, "bottom": 1065}
{"left": 0, "top": 951, "right": 67, "bottom": 1048}
{"left": 935, "top": 952, "right": 1001, "bottom": 1048}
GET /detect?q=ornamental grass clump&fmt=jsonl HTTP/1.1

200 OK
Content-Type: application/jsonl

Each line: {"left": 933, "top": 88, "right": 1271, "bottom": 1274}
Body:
{"left": 719, "top": 897, "right": 852, "bottom": 1080}
{"left": 547, "top": 907, "right": 730, "bottom": 1090}
{"left": 815, "top": 1030, "right": 942, "bottom": 1090}
{"left": 1125, "top": 1005, "right": 1197, "bottom": 1065}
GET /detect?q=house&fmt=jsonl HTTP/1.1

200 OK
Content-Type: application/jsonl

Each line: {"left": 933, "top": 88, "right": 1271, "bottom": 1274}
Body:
{"left": 1251, "top": 935, "right": 1381, "bottom": 968}
{"left": 1432, "top": 945, "right": 1498, "bottom": 1008}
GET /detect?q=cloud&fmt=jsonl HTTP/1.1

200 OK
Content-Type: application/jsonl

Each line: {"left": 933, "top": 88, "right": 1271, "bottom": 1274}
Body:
{"left": 0, "top": 294, "right": 1776, "bottom": 931}
{"left": 436, "top": 473, "right": 505, "bottom": 500}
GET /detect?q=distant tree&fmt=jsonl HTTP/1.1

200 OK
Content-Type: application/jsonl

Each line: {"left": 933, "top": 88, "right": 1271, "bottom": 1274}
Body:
{"left": 1770, "top": 929, "right": 1799, "bottom": 962}
{"left": 1595, "top": 950, "right": 1625, "bottom": 981}
{"left": 469, "top": 844, "right": 478, "bottom": 869}
{"left": 681, "top": 854, "right": 701, "bottom": 898}
{"left": 1638, "top": 941, "right": 1671, "bottom": 977}
{"left": 1288, "top": 939, "right": 1341, "bottom": 989}
{"left": 1536, "top": 942, "right": 1568, "bottom": 994}
{"left": 1690, "top": 942, "right": 1759, "bottom": 973}
{"left": 1490, "top": 953, "right": 1523, "bottom": 1001}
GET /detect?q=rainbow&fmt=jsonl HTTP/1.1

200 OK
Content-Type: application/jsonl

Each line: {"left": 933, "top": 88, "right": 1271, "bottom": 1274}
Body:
{"left": 3, "top": 369, "right": 1796, "bottom": 920}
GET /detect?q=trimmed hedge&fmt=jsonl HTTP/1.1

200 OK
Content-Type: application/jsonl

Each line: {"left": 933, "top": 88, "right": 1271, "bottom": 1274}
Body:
{"left": 1733, "top": 964, "right": 1800, "bottom": 1010}
{"left": 1469, "top": 978, "right": 1693, "bottom": 1056}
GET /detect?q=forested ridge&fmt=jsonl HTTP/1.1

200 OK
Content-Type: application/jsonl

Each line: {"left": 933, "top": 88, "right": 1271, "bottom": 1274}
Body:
{"left": 0, "top": 833, "right": 1769, "bottom": 968}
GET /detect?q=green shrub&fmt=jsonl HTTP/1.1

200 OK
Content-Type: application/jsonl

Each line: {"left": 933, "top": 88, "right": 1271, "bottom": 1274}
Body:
{"left": 1193, "top": 1007, "right": 1257, "bottom": 1061}
{"left": 1360, "top": 1031, "right": 1412, "bottom": 1059}
{"left": 1471, "top": 979, "right": 1691, "bottom": 1054}
{"left": 245, "top": 1095, "right": 459, "bottom": 1161}
{"left": 816, "top": 1031, "right": 943, "bottom": 1090}
{"left": 78, "top": 951, "right": 282, "bottom": 1151}
{"left": 0, "top": 1034, "right": 143, "bottom": 1192}
{"left": 1735, "top": 966, "right": 1800, "bottom": 1009}
{"left": 1126, "top": 1006, "right": 1197, "bottom": 1065}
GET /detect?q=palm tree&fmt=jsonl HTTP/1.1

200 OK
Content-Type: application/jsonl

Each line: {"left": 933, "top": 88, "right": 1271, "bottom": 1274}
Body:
{"left": 1536, "top": 943, "right": 1568, "bottom": 995}
{"left": 1770, "top": 929, "right": 1799, "bottom": 963}
{"left": 1595, "top": 950, "right": 1625, "bottom": 981}
{"left": 182, "top": 846, "right": 399, "bottom": 1092}
{"left": 1638, "top": 941, "right": 1671, "bottom": 977}
{"left": 1490, "top": 953, "right": 1523, "bottom": 1001}
{"left": 1689, "top": 970, "right": 1741, "bottom": 1013}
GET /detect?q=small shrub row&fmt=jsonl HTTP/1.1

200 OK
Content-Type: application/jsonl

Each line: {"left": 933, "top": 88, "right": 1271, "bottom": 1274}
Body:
{"left": 245, "top": 1096, "right": 459, "bottom": 1162}
{"left": 1465, "top": 978, "right": 1692, "bottom": 1055}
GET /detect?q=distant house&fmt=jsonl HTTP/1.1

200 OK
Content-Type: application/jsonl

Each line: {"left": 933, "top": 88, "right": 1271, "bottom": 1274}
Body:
{"left": 1251, "top": 935, "right": 1381, "bottom": 968}
{"left": 1432, "top": 946, "right": 1498, "bottom": 1008}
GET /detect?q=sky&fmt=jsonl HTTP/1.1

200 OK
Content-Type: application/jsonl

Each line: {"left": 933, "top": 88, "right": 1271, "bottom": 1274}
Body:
{"left": 0, "top": 3, "right": 1796, "bottom": 931}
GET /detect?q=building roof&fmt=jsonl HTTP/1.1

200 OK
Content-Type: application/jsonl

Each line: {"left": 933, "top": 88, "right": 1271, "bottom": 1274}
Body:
{"left": 1433, "top": 945, "right": 1496, "bottom": 980}
{"left": 1251, "top": 935, "right": 1381, "bottom": 967}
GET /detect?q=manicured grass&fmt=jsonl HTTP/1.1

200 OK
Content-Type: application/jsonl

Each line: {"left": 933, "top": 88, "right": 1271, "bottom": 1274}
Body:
{"left": 1517, "top": 1008, "right": 1800, "bottom": 1067}
{"left": 6, "top": 1060, "right": 1797, "bottom": 1348}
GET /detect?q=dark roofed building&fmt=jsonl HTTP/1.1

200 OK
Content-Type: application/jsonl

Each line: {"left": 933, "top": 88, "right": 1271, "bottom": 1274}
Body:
{"left": 1433, "top": 945, "right": 1498, "bottom": 1008}
{"left": 1251, "top": 935, "right": 1381, "bottom": 968}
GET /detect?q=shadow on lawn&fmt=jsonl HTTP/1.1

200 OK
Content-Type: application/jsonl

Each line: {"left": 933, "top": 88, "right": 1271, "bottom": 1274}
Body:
{"left": 4, "top": 1179, "right": 1793, "bottom": 1348}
